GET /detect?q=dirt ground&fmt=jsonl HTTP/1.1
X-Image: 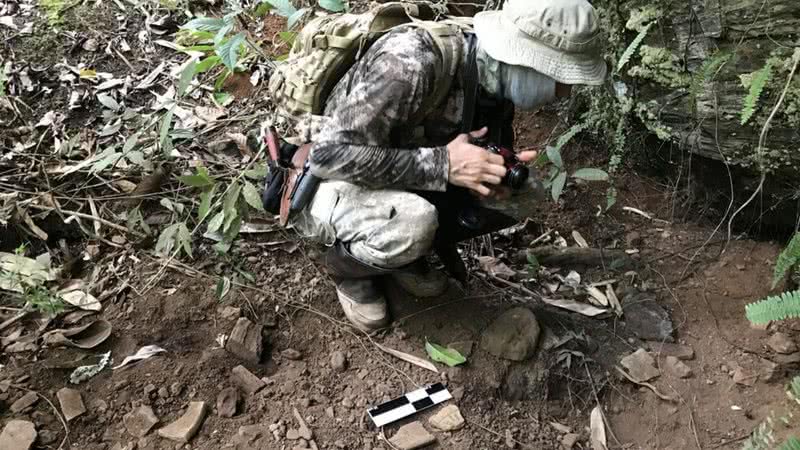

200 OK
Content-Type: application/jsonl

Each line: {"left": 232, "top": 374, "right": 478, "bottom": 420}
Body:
{"left": 3, "top": 1, "right": 800, "bottom": 450}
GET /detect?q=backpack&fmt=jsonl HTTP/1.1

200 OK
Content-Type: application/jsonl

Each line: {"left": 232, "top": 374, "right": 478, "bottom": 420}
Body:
{"left": 267, "top": 1, "right": 473, "bottom": 144}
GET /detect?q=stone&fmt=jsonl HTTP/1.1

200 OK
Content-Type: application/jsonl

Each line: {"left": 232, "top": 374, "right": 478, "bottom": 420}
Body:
{"left": 231, "top": 365, "right": 266, "bottom": 395}
{"left": 124, "top": 405, "right": 160, "bottom": 437}
{"left": 158, "top": 387, "right": 170, "bottom": 399}
{"left": 157, "top": 401, "right": 207, "bottom": 442}
{"left": 282, "top": 348, "right": 303, "bottom": 360}
{"left": 217, "top": 387, "right": 239, "bottom": 418}
{"left": 761, "top": 358, "right": 781, "bottom": 382}
{"left": 330, "top": 351, "right": 348, "bottom": 372}
{"left": 646, "top": 341, "right": 695, "bottom": 360}
{"left": 505, "top": 429, "right": 516, "bottom": 448}
{"left": 428, "top": 405, "right": 465, "bottom": 431}
{"left": 448, "top": 341, "right": 475, "bottom": 358}
{"left": 622, "top": 296, "right": 674, "bottom": 342}
{"left": 38, "top": 429, "right": 57, "bottom": 445}
{"left": 733, "top": 367, "right": 757, "bottom": 386}
{"left": 286, "top": 429, "right": 301, "bottom": 440}
{"left": 219, "top": 306, "right": 241, "bottom": 321}
{"left": 768, "top": 332, "right": 798, "bottom": 354}
{"left": 388, "top": 422, "right": 436, "bottom": 450}
{"left": 10, "top": 391, "right": 38, "bottom": 413}
{"left": 480, "top": 307, "right": 541, "bottom": 361}
{"left": 775, "top": 352, "right": 800, "bottom": 365}
{"left": 0, "top": 420, "right": 37, "bottom": 450}
{"left": 664, "top": 356, "right": 693, "bottom": 378}
{"left": 293, "top": 407, "right": 313, "bottom": 440}
{"left": 225, "top": 318, "right": 264, "bottom": 364}
{"left": 620, "top": 349, "right": 660, "bottom": 382}
{"left": 561, "top": 433, "right": 579, "bottom": 449}
{"left": 56, "top": 388, "right": 86, "bottom": 421}
{"left": 144, "top": 384, "right": 157, "bottom": 397}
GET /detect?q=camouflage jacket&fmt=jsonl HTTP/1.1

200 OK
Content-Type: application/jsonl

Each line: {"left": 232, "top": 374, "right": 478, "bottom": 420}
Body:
{"left": 308, "top": 27, "right": 467, "bottom": 192}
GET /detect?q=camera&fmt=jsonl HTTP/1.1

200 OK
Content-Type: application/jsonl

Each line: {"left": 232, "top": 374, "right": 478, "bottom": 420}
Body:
{"left": 482, "top": 143, "right": 529, "bottom": 190}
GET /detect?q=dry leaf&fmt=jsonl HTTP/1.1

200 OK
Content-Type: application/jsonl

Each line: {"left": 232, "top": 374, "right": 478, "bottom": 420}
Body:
{"left": 60, "top": 290, "right": 102, "bottom": 311}
{"left": 589, "top": 406, "right": 608, "bottom": 450}
{"left": 585, "top": 286, "right": 609, "bottom": 307}
{"left": 541, "top": 298, "right": 607, "bottom": 317}
{"left": 377, "top": 344, "right": 438, "bottom": 373}
{"left": 572, "top": 230, "right": 588, "bottom": 248}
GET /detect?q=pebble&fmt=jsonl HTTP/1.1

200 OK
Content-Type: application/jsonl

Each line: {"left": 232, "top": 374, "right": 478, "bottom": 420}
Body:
{"left": 620, "top": 349, "right": 660, "bottom": 382}
{"left": 169, "top": 382, "right": 183, "bottom": 396}
{"left": 282, "top": 349, "right": 303, "bottom": 360}
{"left": 144, "top": 384, "right": 157, "bottom": 397}
{"left": 10, "top": 391, "right": 38, "bottom": 413}
{"left": 428, "top": 404, "right": 465, "bottom": 431}
{"left": 388, "top": 422, "right": 436, "bottom": 450}
{"left": 158, "top": 387, "right": 170, "bottom": 399}
{"left": 124, "top": 405, "right": 160, "bottom": 438}
{"left": 480, "top": 307, "right": 541, "bottom": 361}
{"left": 768, "top": 332, "right": 798, "bottom": 354}
{"left": 505, "top": 429, "right": 516, "bottom": 448}
{"left": 330, "top": 351, "right": 348, "bottom": 372}
{"left": 664, "top": 356, "right": 693, "bottom": 378}
{"left": 56, "top": 388, "right": 86, "bottom": 421}
{"left": 646, "top": 341, "right": 695, "bottom": 360}
{"left": 157, "top": 401, "right": 208, "bottom": 443}
{"left": 561, "top": 433, "right": 579, "bottom": 449}
{"left": 216, "top": 387, "right": 239, "bottom": 418}
{"left": 0, "top": 420, "right": 36, "bottom": 450}
{"left": 733, "top": 367, "right": 757, "bottom": 386}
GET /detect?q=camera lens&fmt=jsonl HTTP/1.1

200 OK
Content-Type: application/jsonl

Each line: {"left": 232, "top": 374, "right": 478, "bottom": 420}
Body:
{"left": 506, "top": 165, "right": 530, "bottom": 190}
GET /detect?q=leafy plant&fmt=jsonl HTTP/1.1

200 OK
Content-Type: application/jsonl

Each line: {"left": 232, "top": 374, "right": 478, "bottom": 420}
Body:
{"left": 536, "top": 124, "right": 610, "bottom": 202}
{"left": 742, "top": 376, "right": 800, "bottom": 450}
{"left": 616, "top": 22, "right": 651, "bottom": 72}
{"left": 425, "top": 341, "right": 467, "bottom": 367}
{"left": 0, "top": 245, "right": 64, "bottom": 315}
{"left": 773, "top": 232, "right": 800, "bottom": 289}
{"left": 741, "top": 61, "right": 774, "bottom": 125}
{"left": 746, "top": 290, "right": 800, "bottom": 325}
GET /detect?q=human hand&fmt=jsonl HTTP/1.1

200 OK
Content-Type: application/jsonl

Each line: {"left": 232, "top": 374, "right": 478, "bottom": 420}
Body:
{"left": 446, "top": 128, "right": 507, "bottom": 197}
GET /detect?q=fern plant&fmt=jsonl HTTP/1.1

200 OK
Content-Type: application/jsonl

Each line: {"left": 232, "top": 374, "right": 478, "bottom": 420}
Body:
{"left": 740, "top": 60, "right": 774, "bottom": 125}
{"left": 746, "top": 291, "right": 800, "bottom": 325}
{"left": 773, "top": 232, "right": 800, "bottom": 288}
{"left": 616, "top": 22, "right": 651, "bottom": 72}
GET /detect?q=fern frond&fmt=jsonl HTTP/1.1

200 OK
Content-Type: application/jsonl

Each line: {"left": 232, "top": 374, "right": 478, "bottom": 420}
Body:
{"left": 779, "top": 437, "right": 800, "bottom": 450}
{"left": 690, "top": 51, "right": 732, "bottom": 100}
{"left": 746, "top": 290, "right": 800, "bottom": 325}
{"left": 554, "top": 123, "right": 587, "bottom": 151}
{"left": 740, "top": 61, "right": 774, "bottom": 125}
{"left": 774, "top": 232, "right": 800, "bottom": 288}
{"left": 617, "top": 23, "right": 652, "bottom": 72}
{"left": 788, "top": 376, "right": 800, "bottom": 402}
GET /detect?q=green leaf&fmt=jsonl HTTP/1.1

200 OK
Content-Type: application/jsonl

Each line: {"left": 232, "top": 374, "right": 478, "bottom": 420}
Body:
{"left": 617, "top": 22, "right": 651, "bottom": 72}
{"left": 155, "top": 223, "right": 180, "bottom": 255}
{"left": 741, "top": 61, "right": 774, "bottom": 126}
{"left": 242, "top": 180, "right": 264, "bottom": 212}
{"left": 183, "top": 17, "right": 226, "bottom": 32}
{"left": 213, "top": 23, "right": 234, "bottom": 45}
{"left": 96, "top": 93, "right": 121, "bottom": 111}
{"left": 287, "top": 7, "right": 308, "bottom": 29}
{"left": 207, "top": 211, "right": 225, "bottom": 233}
{"left": 571, "top": 168, "right": 609, "bottom": 181}
{"left": 213, "top": 92, "right": 234, "bottom": 107}
{"left": 178, "top": 166, "right": 215, "bottom": 188}
{"left": 277, "top": 31, "right": 296, "bottom": 46}
{"left": 318, "top": 0, "right": 344, "bottom": 12}
{"left": 216, "top": 33, "right": 246, "bottom": 70}
{"left": 222, "top": 183, "right": 242, "bottom": 231}
{"left": 254, "top": 2, "right": 273, "bottom": 17}
{"left": 773, "top": 232, "right": 800, "bottom": 289}
{"left": 606, "top": 186, "right": 618, "bottom": 210}
{"left": 526, "top": 252, "right": 540, "bottom": 272}
{"left": 195, "top": 56, "right": 221, "bottom": 74}
{"left": 216, "top": 276, "right": 231, "bottom": 300}
{"left": 177, "top": 222, "right": 192, "bottom": 258}
{"left": 551, "top": 171, "right": 567, "bottom": 202}
{"left": 546, "top": 146, "right": 563, "bottom": 169}
{"left": 554, "top": 123, "right": 586, "bottom": 151}
{"left": 198, "top": 184, "right": 218, "bottom": 221}
{"left": 122, "top": 132, "right": 141, "bottom": 153}
{"left": 178, "top": 58, "right": 198, "bottom": 97}
{"left": 159, "top": 107, "right": 175, "bottom": 154}
{"left": 264, "top": 0, "right": 297, "bottom": 17}
{"left": 243, "top": 164, "right": 268, "bottom": 180}
{"left": 746, "top": 289, "right": 800, "bottom": 325}
{"left": 425, "top": 341, "right": 466, "bottom": 367}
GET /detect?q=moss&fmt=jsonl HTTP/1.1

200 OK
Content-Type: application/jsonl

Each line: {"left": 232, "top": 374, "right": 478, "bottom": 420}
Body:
{"left": 628, "top": 46, "right": 690, "bottom": 88}
{"left": 39, "top": 0, "right": 68, "bottom": 26}
{"left": 625, "top": 6, "right": 661, "bottom": 31}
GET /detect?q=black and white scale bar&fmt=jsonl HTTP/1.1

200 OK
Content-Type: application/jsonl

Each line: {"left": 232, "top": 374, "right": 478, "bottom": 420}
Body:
{"left": 367, "top": 383, "right": 452, "bottom": 427}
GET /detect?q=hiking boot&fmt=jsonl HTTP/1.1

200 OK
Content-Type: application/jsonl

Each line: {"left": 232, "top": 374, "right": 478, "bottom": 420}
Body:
{"left": 391, "top": 260, "right": 449, "bottom": 298}
{"left": 335, "top": 278, "right": 388, "bottom": 331}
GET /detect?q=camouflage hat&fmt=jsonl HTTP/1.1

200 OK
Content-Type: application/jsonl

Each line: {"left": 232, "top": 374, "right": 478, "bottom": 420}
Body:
{"left": 474, "top": 0, "right": 607, "bottom": 85}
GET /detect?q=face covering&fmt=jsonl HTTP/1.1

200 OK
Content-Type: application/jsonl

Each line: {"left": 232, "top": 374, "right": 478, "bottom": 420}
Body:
{"left": 477, "top": 46, "right": 558, "bottom": 111}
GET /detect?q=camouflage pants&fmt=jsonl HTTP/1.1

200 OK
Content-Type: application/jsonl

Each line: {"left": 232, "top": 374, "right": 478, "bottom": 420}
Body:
{"left": 291, "top": 179, "right": 542, "bottom": 269}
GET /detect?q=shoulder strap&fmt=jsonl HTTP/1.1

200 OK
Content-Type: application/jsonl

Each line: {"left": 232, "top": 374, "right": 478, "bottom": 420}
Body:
{"left": 460, "top": 33, "right": 479, "bottom": 133}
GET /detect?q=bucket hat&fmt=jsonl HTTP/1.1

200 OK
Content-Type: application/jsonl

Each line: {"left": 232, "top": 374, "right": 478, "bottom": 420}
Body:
{"left": 474, "top": 0, "right": 607, "bottom": 85}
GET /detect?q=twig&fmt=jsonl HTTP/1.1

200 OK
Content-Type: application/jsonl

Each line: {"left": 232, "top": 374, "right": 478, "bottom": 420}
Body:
{"left": 726, "top": 48, "right": 800, "bottom": 245}
{"left": 26, "top": 204, "right": 141, "bottom": 236}
{"left": 10, "top": 384, "right": 70, "bottom": 449}
{"left": 474, "top": 272, "right": 540, "bottom": 298}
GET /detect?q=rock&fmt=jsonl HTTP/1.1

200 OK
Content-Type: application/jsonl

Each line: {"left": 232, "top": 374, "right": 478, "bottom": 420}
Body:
{"left": 286, "top": 429, "right": 301, "bottom": 440}
{"left": 733, "top": 367, "right": 757, "bottom": 386}
{"left": 217, "top": 387, "right": 239, "bottom": 418}
{"left": 768, "top": 332, "right": 798, "bottom": 354}
{"left": 622, "top": 296, "right": 674, "bottom": 342}
{"left": 169, "top": 382, "right": 183, "bottom": 396}
{"left": 646, "top": 341, "right": 695, "bottom": 360}
{"left": 231, "top": 365, "right": 266, "bottom": 395}
{"left": 664, "top": 356, "right": 693, "bottom": 378}
{"left": 775, "top": 352, "right": 800, "bottom": 365}
{"left": 761, "top": 358, "right": 781, "bottom": 382}
{"left": 428, "top": 404, "right": 465, "bottom": 431}
{"left": 388, "top": 422, "right": 436, "bottom": 450}
{"left": 157, "top": 401, "right": 207, "bottom": 443}
{"left": 0, "top": 420, "right": 37, "bottom": 450}
{"left": 293, "top": 407, "right": 313, "bottom": 440}
{"left": 38, "top": 429, "right": 57, "bottom": 445}
{"left": 144, "top": 383, "right": 157, "bottom": 397}
{"left": 225, "top": 318, "right": 264, "bottom": 364}
{"left": 10, "top": 391, "right": 38, "bottom": 413}
{"left": 561, "top": 433, "right": 579, "bottom": 449}
{"left": 219, "top": 306, "right": 241, "bottom": 321}
{"left": 620, "top": 349, "right": 660, "bottom": 382}
{"left": 124, "top": 405, "right": 160, "bottom": 437}
{"left": 505, "top": 429, "right": 516, "bottom": 448}
{"left": 158, "top": 387, "right": 170, "bottom": 399}
{"left": 282, "top": 349, "right": 303, "bottom": 360}
{"left": 480, "top": 307, "right": 541, "bottom": 361}
{"left": 56, "top": 388, "right": 86, "bottom": 421}
{"left": 330, "top": 351, "right": 348, "bottom": 372}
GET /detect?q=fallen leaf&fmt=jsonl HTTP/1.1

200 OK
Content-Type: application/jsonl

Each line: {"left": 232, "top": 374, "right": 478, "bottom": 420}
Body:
{"left": 43, "top": 320, "right": 112, "bottom": 349}
{"left": 0, "top": 16, "right": 18, "bottom": 30}
{"left": 541, "top": 298, "right": 607, "bottom": 317}
{"left": 585, "top": 286, "right": 609, "bottom": 307}
{"left": 377, "top": 344, "right": 438, "bottom": 373}
{"left": 112, "top": 345, "right": 166, "bottom": 369}
{"left": 425, "top": 341, "right": 467, "bottom": 367}
{"left": 60, "top": 290, "right": 101, "bottom": 311}
{"left": 589, "top": 406, "right": 608, "bottom": 450}
{"left": 572, "top": 230, "right": 588, "bottom": 248}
